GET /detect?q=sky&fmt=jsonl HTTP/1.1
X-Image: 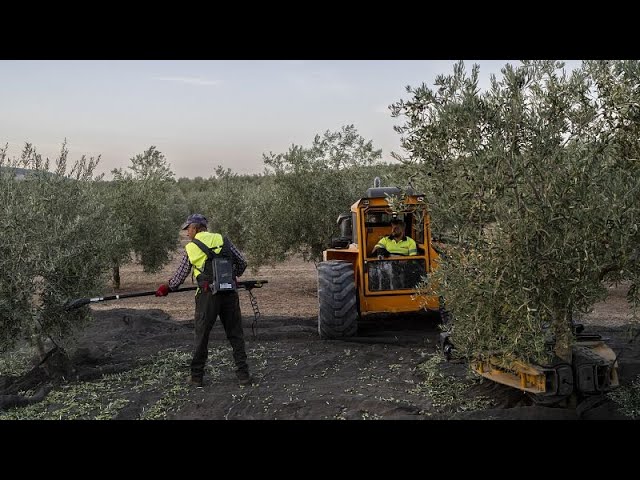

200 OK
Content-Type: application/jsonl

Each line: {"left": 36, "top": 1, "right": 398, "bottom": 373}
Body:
{"left": 0, "top": 60, "right": 583, "bottom": 179}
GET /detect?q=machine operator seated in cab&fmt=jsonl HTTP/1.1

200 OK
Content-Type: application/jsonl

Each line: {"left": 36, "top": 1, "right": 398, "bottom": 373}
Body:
{"left": 371, "top": 218, "right": 417, "bottom": 259}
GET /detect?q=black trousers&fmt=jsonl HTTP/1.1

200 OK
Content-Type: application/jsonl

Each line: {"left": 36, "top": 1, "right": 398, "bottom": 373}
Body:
{"left": 191, "top": 290, "right": 248, "bottom": 378}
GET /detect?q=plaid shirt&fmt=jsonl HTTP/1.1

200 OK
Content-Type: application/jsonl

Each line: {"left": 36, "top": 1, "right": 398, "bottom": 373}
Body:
{"left": 168, "top": 237, "right": 247, "bottom": 290}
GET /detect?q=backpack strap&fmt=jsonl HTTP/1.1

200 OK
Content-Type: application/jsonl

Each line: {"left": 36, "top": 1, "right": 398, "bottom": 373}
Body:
{"left": 191, "top": 237, "right": 215, "bottom": 260}
{"left": 191, "top": 237, "right": 217, "bottom": 276}
{"left": 191, "top": 237, "right": 230, "bottom": 274}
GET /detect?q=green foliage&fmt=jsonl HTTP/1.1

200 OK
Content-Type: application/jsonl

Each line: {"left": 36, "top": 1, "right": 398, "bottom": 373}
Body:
{"left": 0, "top": 346, "right": 238, "bottom": 420}
{"left": 608, "top": 374, "right": 640, "bottom": 419}
{"left": 202, "top": 167, "right": 264, "bottom": 250}
{"left": 175, "top": 167, "right": 266, "bottom": 255}
{"left": 0, "top": 347, "right": 192, "bottom": 419}
{"left": 176, "top": 175, "right": 213, "bottom": 215}
{"left": 110, "top": 146, "right": 188, "bottom": 275}
{"left": 0, "top": 343, "right": 36, "bottom": 376}
{"left": 264, "top": 124, "right": 382, "bottom": 172}
{"left": 250, "top": 169, "right": 369, "bottom": 264}
{"left": 0, "top": 141, "right": 124, "bottom": 352}
{"left": 255, "top": 125, "right": 385, "bottom": 265}
{"left": 172, "top": 126, "right": 417, "bottom": 270}
{"left": 392, "top": 60, "right": 640, "bottom": 364}
{"left": 410, "top": 353, "right": 493, "bottom": 413}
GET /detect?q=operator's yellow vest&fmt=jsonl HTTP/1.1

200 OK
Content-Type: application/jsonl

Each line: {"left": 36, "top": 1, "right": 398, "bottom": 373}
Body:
{"left": 375, "top": 236, "right": 417, "bottom": 256}
{"left": 185, "top": 231, "right": 224, "bottom": 277}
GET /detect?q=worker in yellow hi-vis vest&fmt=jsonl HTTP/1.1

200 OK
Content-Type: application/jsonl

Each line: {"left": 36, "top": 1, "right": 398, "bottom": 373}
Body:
{"left": 372, "top": 218, "right": 417, "bottom": 258}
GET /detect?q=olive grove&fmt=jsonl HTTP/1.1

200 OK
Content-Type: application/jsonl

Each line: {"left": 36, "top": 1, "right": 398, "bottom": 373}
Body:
{"left": 175, "top": 125, "right": 414, "bottom": 269}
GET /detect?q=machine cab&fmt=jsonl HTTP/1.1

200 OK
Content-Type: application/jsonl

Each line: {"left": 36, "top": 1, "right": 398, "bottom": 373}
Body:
{"left": 359, "top": 197, "right": 432, "bottom": 294}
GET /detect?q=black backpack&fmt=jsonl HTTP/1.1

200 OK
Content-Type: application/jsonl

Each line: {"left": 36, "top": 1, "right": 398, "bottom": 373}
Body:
{"left": 191, "top": 237, "right": 237, "bottom": 294}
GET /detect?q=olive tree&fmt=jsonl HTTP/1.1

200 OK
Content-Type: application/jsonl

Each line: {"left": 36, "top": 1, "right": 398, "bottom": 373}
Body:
{"left": 253, "top": 125, "right": 384, "bottom": 266}
{"left": 176, "top": 175, "right": 210, "bottom": 216}
{"left": 391, "top": 60, "right": 640, "bottom": 365}
{"left": 0, "top": 142, "right": 125, "bottom": 356}
{"left": 199, "top": 166, "right": 264, "bottom": 251}
{"left": 108, "top": 146, "right": 188, "bottom": 287}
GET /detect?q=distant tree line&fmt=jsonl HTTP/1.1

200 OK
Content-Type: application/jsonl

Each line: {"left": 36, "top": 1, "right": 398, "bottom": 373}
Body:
{"left": 177, "top": 125, "right": 414, "bottom": 269}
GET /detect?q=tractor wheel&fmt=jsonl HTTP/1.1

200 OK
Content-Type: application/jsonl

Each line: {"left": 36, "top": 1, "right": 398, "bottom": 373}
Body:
{"left": 317, "top": 260, "right": 358, "bottom": 339}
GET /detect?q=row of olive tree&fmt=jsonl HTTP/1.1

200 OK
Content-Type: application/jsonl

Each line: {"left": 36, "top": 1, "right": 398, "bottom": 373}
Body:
{"left": 391, "top": 60, "right": 640, "bottom": 365}
{"left": 2, "top": 127, "right": 399, "bottom": 358}
{"left": 174, "top": 125, "right": 416, "bottom": 270}
{"left": 255, "top": 125, "right": 385, "bottom": 264}
{"left": 0, "top": 142, "right": 124, "bottom": 355}
{"left": 0, "top": 142, "right": 188, "bottom": 359}
{"left": 108, "top": 146, "right": 188, "bottom": 287}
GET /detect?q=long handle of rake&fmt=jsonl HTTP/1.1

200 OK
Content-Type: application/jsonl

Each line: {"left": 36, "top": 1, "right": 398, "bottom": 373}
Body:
{"left": 63, "top": 286, "right": 199, "bottom": 311}
{"left": 64, "top": 280, "right": 268, "bottom": 311}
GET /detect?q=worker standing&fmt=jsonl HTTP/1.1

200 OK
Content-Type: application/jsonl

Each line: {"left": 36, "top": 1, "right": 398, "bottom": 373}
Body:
{"left": 156, "top": 213, "right": 252, "bottom": 387}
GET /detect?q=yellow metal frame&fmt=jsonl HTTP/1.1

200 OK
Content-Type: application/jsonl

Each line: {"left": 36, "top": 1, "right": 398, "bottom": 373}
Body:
{"left": 471, "top": 338, "right": 620, "bottom": 395}
{"left": 471, "top": 357, "right": 548, "bottom": 394}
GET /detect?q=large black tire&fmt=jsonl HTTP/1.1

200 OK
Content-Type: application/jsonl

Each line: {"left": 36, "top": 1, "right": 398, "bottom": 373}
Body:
{"left": 317, "top": 260, "right": 358, "bottom": 339}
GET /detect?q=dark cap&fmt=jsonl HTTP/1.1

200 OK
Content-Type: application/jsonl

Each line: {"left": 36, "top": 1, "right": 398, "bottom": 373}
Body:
{"left": 181, "top": 213, "right": 208, "bottom": 230}
{"left": 390, "top": 217, "right": 405, "bottom": 225}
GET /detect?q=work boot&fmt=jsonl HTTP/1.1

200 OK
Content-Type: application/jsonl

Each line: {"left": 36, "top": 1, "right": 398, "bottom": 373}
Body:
{"left": 236, "top": 369, "right": 252, "bottom": 386}
{"left": 188, "top": 375, "right": 203, "bottom": 388}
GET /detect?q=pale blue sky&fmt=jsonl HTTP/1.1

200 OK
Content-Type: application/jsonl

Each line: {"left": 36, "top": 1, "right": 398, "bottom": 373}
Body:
{"left": 0, "top": 60, "right": 582, "bottom": 179}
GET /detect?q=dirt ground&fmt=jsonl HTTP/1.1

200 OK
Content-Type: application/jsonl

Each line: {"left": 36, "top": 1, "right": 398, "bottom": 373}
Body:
{"left": 2, "top": 237, "right": 640, "bottom": 420}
